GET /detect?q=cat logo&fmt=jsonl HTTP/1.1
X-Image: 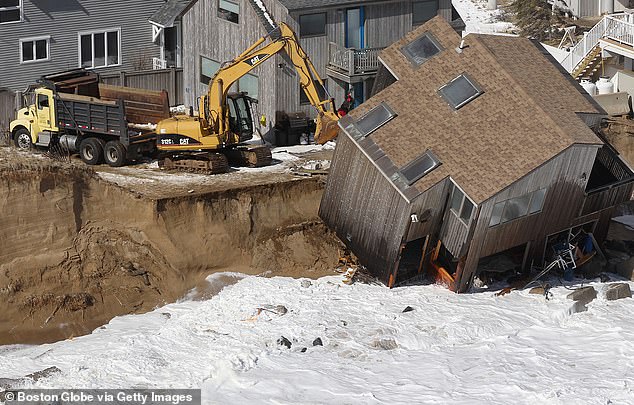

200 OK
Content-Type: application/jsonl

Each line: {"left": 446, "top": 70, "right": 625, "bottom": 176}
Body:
{"left": 245, "top": 53, "right": 267, "bottom": 66}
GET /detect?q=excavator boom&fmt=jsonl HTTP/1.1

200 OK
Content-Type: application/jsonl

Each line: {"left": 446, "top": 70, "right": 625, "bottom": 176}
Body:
{"left": 205, "top": 22, "right": 340, "bottom": 144}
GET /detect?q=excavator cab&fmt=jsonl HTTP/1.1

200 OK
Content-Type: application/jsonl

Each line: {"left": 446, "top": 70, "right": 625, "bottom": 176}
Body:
{"left": 227, "top": 93, "right": 254, "bottom": 142}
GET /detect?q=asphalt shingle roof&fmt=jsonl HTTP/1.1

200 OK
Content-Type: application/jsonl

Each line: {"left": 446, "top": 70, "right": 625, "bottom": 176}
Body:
{"left": 149, "top": 0, "right": 196, "bottom": 27}
{"left": 344, "top": 17, "right": 604, "bottom": 204}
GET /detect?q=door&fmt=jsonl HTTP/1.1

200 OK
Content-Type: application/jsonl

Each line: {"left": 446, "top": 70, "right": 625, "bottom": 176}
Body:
{"left": 345, "top": 7, "right": 364, "bottom": 49}
{"left": 36, "top": 91, "right": 53, "bottom": 130}
{"left": 164, "top": 23, "right": 181, "bottom": 68}
{"left": 351, "top": 82, "right": 364, "bottom": 107}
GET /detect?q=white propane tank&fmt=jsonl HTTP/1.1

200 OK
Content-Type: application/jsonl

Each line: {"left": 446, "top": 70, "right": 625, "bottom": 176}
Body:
{"left": 580, "top": 79, "right": 597, "bottom": 96}
{"left": 596, "top": 77, "right": 614, "bottom": 95}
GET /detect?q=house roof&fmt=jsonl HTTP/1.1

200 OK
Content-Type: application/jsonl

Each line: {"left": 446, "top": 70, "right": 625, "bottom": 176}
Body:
{"left": 149, "top": 0, "right": 196, "bottom": 27}
{"left": 340, "top": 16, "right": 605, "bottom": 204}
{"left": 279, "top": 0, "right": 397, "bottom": 12}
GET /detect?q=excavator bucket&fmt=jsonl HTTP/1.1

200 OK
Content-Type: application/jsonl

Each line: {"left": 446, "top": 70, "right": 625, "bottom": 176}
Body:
{"left": 314, "top": 113, "right": 340, "bottom": 144}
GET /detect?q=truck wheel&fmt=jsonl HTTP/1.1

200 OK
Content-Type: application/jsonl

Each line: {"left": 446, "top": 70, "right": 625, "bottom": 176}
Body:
{"left": 104, "top": 141, "right": 127, "bottom": 167}
{"left": 79, "top": 138, "right": 105, "bottom": 165}
{"left": 14, "top": 128, "right": 33, "bottom": 151}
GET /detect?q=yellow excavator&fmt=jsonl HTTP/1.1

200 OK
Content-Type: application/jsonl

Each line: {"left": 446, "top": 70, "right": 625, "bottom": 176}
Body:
{"left": 155, "top": 1, "right": 340, "bottom": 173}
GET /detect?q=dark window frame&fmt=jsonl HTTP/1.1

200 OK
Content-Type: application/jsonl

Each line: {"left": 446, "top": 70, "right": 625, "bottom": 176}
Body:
{"left": 218, "top": 0, "right": 240, "bottom": 24}
{"left": 0, "top": 0, "right": 21, "bottom": 24}
{"left": 449, "top": 182, "right": 475, "bottom": 225}
{"left": 438, "top": 73, "right": 483, "bottom": 110}
{"left": 488, "top": 188, "right": 548, "bottom": 228}
{"left": 412, "top": 0, "right": 439, "bottom": 26}
{"left": 20, "top": 36, "right": 49, "bottom": 63}
{"left": 400, "top": 31, "right": 443, "bottom": 67}
{"left": 300, "top": 79, "right": 327, "bottom": 105}
{"left": 299, "top": 12, "right": 327, "bottom": 37}
{"left": 400, "top": 149, "right": 441, "bottom": 186}
{"left": 354, "top": 101, "right": 397, "bottom": 136}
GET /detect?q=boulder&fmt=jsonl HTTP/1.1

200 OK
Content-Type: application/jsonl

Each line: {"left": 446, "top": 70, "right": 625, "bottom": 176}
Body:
{"left": 402, "top": 306, "right": 414, "bottom": 313}
{"left": 605, "top": 283, "right": 632, "bottom": 301}
{"left": 567, "top": 286, "right": 597, "bottom": 313}
{"left": 312, "top": 337, "right": 323, "bottom": 346}
{"left": 615, "top": 257, "right": 634, "bottom": 281}
{"left": 277, "top": 336, "right": 292, "bottom": 349}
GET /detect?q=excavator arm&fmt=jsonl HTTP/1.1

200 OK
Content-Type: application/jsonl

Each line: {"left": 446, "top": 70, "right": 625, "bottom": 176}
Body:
{"left": 204, "top": 22, "right": 340, "bottom": 144}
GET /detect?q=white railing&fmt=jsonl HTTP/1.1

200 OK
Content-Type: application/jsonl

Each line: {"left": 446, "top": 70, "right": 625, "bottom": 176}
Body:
{"left": 327, "top": 42, "right": 383, "bottom": 76}
{"left": 561, "top": 13, "right": 632, "bottom": 73}
{"left": 152, "top": 57, "right": 167, "bottom": 70}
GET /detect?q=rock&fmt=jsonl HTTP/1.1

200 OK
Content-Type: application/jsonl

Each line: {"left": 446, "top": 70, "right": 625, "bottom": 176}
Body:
{"left": 614, "top": 257, "right": 634, "bottom": 281}
{"left": 312, "top": 337, "right": 323, "bottom": 346}
{"left": 370, "top": 338, "right": 398, "bottom": 350}
{"left": 402, "top": 306, "right": 414, "bottom": 313}
{"left": 605, "top": 283, "right": 632, "bottom": 301}
{"left": 567, "top": 286, "right": 597, "bottom": 303}
{"left": 25, "top": 366, "right": 62, "bottom": 381}
{"left": 567, "top": 286, "right": 597, "bottom": 314}
{"left": 273, "top": 305, "right": 288, "bottom": 315}
{"left": 529, "top": 285, "right": 549, "bottom": 295}
{"left": 300, "top": 280, "right": 312, "bottom": 288}
{"left": 277, "top": 336, "right": 292, "bottom": 349}
{"left": 300, "top": 347, "right": 307, "bottom": 353}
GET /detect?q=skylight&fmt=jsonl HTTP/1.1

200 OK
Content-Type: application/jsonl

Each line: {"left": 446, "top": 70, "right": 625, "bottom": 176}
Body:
{"left": 400, "top": 150, "right": 441, "bottom": 185}
{"left": 355, "top": 102, "right": 397, "bottom": 137}
{"left": 401, "top": 32, "right": 442, "bottom": 66}
{"left": 438, "top": 74, "right": 483, "bottom": 109}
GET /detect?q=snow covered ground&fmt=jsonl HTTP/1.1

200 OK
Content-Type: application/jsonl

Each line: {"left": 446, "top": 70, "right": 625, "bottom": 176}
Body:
{"left": 452, "top": 0, "right": 516, "bottom": 35}
{"left": 2, "top": 274, "right": 634, "bottom": 404}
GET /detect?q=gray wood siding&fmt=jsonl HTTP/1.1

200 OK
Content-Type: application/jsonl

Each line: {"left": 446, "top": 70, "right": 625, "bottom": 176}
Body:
{"left": 320, "top": 134, "right": 410, "bottom": 282}
{"left": 182, "top": 0, "right": 291, "bottom": 135}
{"left": 406, "top": 177, "right": 450, "bottom": 242}
{"left": 440, "top": 210, "right": 471, "bottom": 258}
{"left": 0, "top": 0, "right": 164, "bottom": 92}
{"left": 456, "top": 144, "right": 600, "bottom": 292}
{"left": 365, "top": 2, "right": 411, "bottom": 49}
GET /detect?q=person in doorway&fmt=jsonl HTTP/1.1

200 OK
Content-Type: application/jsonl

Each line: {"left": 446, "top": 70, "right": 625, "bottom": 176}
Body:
{"left": 337, "top": 93, "right": 354, "bottom": 116}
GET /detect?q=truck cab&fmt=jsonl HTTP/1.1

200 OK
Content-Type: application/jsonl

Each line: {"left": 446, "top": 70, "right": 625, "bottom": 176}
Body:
{"left": 10, "top": 87, "right": 58, "bottom": 149}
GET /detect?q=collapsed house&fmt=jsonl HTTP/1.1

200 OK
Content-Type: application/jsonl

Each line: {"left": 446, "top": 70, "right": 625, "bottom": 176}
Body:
{"left": 319, "top": 17, "right": 634, "bottom": 293}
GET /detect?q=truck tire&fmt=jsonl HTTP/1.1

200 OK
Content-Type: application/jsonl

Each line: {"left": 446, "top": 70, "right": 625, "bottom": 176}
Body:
{"left": 13, "top": 128, "right": 33, "bottom": 151}
{"left": 79, "top": 138, "right": 105, "bottom": 165}
{"left": 104, "top": 141, "right": 127, "bottom": 167}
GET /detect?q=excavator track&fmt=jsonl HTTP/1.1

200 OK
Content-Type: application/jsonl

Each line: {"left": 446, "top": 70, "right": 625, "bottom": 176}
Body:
{"left": 158, "top": 152, "right": 229, "bottom": 174}
{"left": 224, "top": 145, "right": 273, "bottom": 168}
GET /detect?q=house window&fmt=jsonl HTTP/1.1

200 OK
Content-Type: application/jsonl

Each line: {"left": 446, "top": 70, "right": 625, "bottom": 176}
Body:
{"left": 201, "top": 54, "right": 259, "bottom": 98}
{"left": 200, "top": 55, "right": 221, "bottom": 84}
{"left": 299, "top": 13, "right": 326, "bottom": 37}
{"left": 355, "top": 101, "right": 396, "bottom": 136}
{"left": 412, "top": 0, "right": 439, "bottom": 25}
{"left": 439, "top": 74, "right": 483, "bottom": 110}
{"left": 0, "top": 0, "right": 21, "bottom": 24}
{"left": 400, "top": 150, "right": 441, "bottom": 185}
{"left": 79, "top": 29, "right": 120, "bottom": 68}
{"left": 449, "top": 182, "right": 475, "bottom": 224}
{"left": 401, "top": 31, "right": 442, "bottom": 66}
{"left": 489, "top": 188, "right": 548, "bottom": 227}
{"left": 20, "top": 36, "right": 50, "bottom": 63}
{"left": 218, "top": 0, "right": 239, "bottom": 24}
{"left": 300, "top": 79, "right": 327, "bottom": 105}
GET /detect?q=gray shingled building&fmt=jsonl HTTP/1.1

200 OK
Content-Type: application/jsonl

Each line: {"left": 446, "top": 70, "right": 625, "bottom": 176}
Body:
{"left": 320, "top": 17, "right": 634, "bottom": 292}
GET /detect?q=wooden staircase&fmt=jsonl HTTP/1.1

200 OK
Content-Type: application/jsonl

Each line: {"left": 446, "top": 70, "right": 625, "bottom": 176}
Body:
{"left": 571, "top": 44, "right": 603, "bottom": 81}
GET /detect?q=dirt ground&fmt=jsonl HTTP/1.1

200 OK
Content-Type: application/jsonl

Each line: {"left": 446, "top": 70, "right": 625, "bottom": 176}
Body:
{"left": 0, "top": 146, "right": 344, "bottom": 345}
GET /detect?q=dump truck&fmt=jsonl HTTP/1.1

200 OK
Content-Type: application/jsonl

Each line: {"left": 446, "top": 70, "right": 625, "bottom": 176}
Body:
{"left": 10, "top": 69, "right": 168, "bottom": 167}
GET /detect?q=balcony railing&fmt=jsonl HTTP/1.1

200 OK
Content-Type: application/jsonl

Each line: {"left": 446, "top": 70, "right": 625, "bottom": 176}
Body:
{"left": 327, "top": 42, "right": 384, "bottom": 76}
